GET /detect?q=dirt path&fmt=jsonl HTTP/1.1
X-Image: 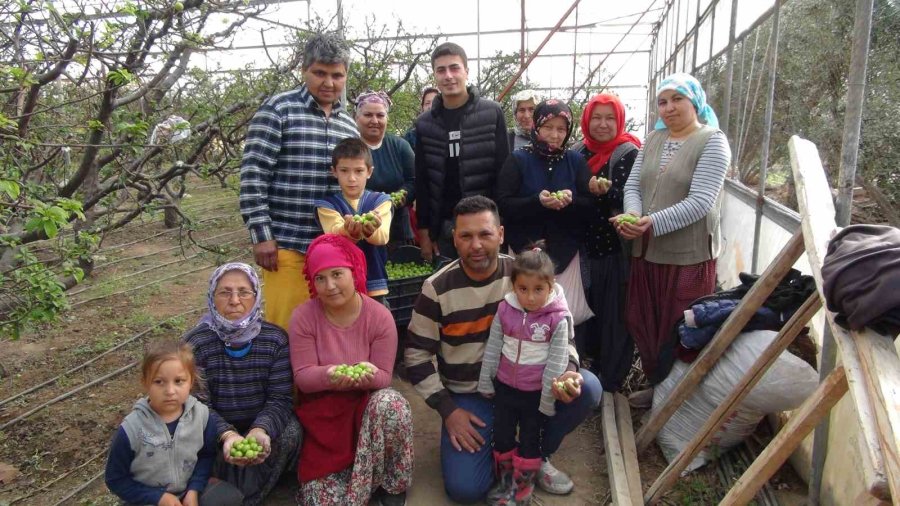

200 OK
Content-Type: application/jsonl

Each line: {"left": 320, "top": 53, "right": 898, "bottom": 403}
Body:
{"left": 264, "top": 380, "right": 610, "bottom": 505}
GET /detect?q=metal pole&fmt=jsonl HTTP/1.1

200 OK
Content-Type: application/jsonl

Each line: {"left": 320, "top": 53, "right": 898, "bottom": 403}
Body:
{"left": 647, "top": 34, "right": 657, "bottom": 133}
{"left": 691, "top": 0, "right": 701, "bottom": 73}
{"left": 835, "top": 0, "right": 875, "bottom": 227}
{"left": 751, "top": 0, "right": 781, "bottom": 274}
{"left": 477, "top": 0, "right": 481, "bottom": 88}
{"left": 498, "top": 0, "right": 581, "bottom": 102}
{"left": 706, "top": 4, "right": 716, "bottom": 90}
{"left": 572, "top": 4, "right": 578, "bottom": 97}
{"left": 521, "top": 0, "right": 526, "bottom": 68}
{"left": 737, "top": 29, "right": 762, "bottom": 173}
{"left": 336, "top": 0, "right": 346, "bottom": 107}
{"left": 568, "top": 2, "right": 656, "bottom": 102}
{"left": 812, "top": 0, "right": 875, "bottom": 499}
{"left": 809, "top": 324, "right": 838, "bottom": 505}
{"left": 721, "top": 0, "right": 740, "bottom": 138}
{"left": 734, "top": 39, "right": 746, "bottom": 171}
{"left": 660, "top": 4, "right": 667, "bottom": 74}
{"left": 672, "top": 0, "right": 681, "bottom": 71}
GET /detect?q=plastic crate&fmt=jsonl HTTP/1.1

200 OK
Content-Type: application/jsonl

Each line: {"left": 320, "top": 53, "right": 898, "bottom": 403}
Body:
{"left": 385, "top": 246, "right": 449, "bottom": 327}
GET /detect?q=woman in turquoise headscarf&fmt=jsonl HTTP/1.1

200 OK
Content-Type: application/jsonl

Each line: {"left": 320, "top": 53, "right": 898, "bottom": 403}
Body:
{"left": 611, "top": 73, "right": 732, "bottom": 384}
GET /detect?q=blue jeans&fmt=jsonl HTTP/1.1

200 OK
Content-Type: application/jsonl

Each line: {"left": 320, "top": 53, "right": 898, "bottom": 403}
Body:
{"left": 440, "top": 370, "right": 603, "bottom": 503}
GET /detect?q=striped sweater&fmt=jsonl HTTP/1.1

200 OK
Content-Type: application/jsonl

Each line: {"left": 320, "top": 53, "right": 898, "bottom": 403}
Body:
{"left": 405, "top": 256, "right": 580, "bottom": 418}
{"left": 182, "top": 321, "right": 295, "bottom": 440}
{"left": 623, "top": 130, "right": 730, "bottom": 236}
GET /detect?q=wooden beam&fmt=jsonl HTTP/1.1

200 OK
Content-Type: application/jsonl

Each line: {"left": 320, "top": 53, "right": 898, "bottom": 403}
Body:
{"left": 602, "top": 393, "right": 633, "bottom": 505}
{"left": 854, "top": 326, "right": 900, "bottom": 502}
{"left": 634, "top": 229, "right": 806, "bottom": 452}
{"left": 644, "top": 293, "right": 822, "bottom": 503}
{"left": 719, "top": 366, "right": 849, "bottom": 505}
{"left": 790, "top": 135, "right": 892, "bottom": 498}
{"left": 615, "top": 393, "right": 643, "bottom": 501}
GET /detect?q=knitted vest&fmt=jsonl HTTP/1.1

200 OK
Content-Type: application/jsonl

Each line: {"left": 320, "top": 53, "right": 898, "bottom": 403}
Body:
{"left": 121, "top": 395, "right": 209, "bottom": 495}
{"left": 316, "top": 190, "right": 392, "bottom": 294}
{"left": 634, "top": 126, "right": 722, "bottom": 265}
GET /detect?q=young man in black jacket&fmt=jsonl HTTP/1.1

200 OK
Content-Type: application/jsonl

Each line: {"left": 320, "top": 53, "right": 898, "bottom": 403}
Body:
{"left": 414, "top": 42, "right": 510, "bottom": 261}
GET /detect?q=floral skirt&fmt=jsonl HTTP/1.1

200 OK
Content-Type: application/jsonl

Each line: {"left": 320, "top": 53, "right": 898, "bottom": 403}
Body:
{"left": 296, "top": 388, "right": 414, "bottom": 506}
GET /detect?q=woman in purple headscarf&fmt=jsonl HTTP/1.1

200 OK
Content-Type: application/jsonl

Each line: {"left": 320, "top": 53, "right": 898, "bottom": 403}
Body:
{"left": 354, "top": 90, "right": 416, "bottom": 246}
{"left": 182, "top": 262, "right": 301, "bottom": 506}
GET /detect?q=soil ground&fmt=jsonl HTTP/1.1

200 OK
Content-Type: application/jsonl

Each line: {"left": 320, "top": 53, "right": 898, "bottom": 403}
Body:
{"left": 0, "top": 182, "right": 808, "bottom": 505}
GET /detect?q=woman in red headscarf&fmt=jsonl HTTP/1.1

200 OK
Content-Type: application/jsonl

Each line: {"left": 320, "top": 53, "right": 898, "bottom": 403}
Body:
{"left": 289, "top": 234, "right": 413, "bottom": 506}
{"left": 573, "top": 93, "right": 642, "bottom": 392}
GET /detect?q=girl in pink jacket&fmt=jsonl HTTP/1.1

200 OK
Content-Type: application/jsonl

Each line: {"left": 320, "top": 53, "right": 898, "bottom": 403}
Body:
{"left": 478, "top": 243, "right": 574, "bottom": 506}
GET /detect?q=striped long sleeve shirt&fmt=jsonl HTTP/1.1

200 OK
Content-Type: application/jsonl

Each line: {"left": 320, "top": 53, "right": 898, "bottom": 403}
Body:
{"left": 182, "top": 321, "right": 295, "bottom": 440}
{"left": 239, "top": 84, "right": 360, "bottom": 253}
{"left": 623, "top": 131, "right": 731, "bottom": 236}
{"left": 404, "top": 256, "right": 515, "bottom": 418}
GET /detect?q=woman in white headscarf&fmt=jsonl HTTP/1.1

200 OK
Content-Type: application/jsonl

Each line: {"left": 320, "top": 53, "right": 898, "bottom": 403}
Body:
{"left": 612, "top": 73, "right": 732, "bottom": 385}
{"left": 508, "top": 89, "right": 541, "bottom": 150}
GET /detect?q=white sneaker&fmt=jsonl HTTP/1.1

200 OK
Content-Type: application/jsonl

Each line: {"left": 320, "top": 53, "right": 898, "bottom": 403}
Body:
{"left": 536, "top": 459, "right": 574, "bottom": 495}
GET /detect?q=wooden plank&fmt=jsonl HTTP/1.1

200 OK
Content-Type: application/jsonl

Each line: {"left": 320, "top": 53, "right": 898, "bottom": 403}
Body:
{"left": 615, "top": 393, "right": 643, "bottom": 502}
{"left": 644, "top": 293, "right": 822, "bottom": 504}
{"left": 602, "top": 393, "right": 633, "bottom": 505}
{"left": 854, "top": 326, "right": 900, "bottom": 503}
{"left": 634, "top": 229, "right": 806, "bottom": 452}
{"left": 790, "top": 135, "right": 892, "bottom": 499}
{"left": 719, "top": 366, "right": 849, "bottom": 506}
{"left": 827, "top": 313, "right": 891, "bottom": 499}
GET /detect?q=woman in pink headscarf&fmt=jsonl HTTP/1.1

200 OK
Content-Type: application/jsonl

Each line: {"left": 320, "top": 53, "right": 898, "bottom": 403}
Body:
{"left": 573, "top": 93, "right": 641, "bottom": 392}
{"left": 289, "top": 234, "right": 413, "bottom": 506}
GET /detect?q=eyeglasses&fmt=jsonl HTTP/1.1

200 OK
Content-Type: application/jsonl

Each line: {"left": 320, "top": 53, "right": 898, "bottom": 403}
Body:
{"left": 214, "top": 290, "right": 256, "bottom": 300}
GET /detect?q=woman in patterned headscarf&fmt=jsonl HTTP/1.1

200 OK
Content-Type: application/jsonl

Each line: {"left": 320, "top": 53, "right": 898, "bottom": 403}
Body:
{"left": 289, "top": 234, "right": 413, "bottom": 506}
{"left": 496, "top": 99, "right": 592, "bottom": 275}
{"left": 354, "top": 90, "right": 416, "bottom": 246}
{"left": 181, "top": 262, "right": 301, "bottom": 506}
{"left": 612, "top": 72, "right": 732, "bottom": 385}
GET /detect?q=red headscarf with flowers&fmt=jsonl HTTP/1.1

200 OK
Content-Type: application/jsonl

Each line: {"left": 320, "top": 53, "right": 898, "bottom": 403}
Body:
{"left": 303, "top": 234, "right": 368, "bottom": 298}
{"left": 580, "top": 93, "right": 642, "bottom": 174}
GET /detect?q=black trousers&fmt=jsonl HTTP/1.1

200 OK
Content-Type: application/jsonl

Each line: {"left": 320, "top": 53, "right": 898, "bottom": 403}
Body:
{"left": 492, "top": 380, "right": 546, "bottom": 459}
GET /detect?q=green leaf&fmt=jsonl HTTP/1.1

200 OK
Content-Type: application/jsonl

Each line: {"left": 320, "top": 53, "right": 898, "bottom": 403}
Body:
{"left": 42, "top": 220, "right": 58, "bottom": 238}
{"left": 47, "top": 205, "right": 68, "bottom": 221}
{"left": 108, "top": 68, "right": 134, "bottom": 86}
{"left": 24, "top": 217, "right": 42, "bottom": 232}
{"left": 0, "top": 180, "right": 20, "bottom": 200}
{"left": 0, "top": 113, "right": 16, "bottom": 131}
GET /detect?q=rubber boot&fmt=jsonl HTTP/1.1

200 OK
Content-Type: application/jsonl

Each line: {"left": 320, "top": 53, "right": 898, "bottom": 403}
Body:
{"left": 487, "top": 448, "right": 517, "bottom": 505}
{"left": 511, "top": 454, "right": 543, "bottom": 505}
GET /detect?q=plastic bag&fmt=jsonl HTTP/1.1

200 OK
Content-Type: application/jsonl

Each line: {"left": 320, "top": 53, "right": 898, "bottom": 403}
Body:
{"left": 653, "top": 330, "right": 818, "bottom": 473}
{"left": 150, "top": 115, "right": 191, "bottom": 145}
{"left": 556, "top": 251, "right": 594, "bottom": 325}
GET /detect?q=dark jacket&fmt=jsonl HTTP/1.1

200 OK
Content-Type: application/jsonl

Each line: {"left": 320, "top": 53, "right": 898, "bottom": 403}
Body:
{"left": 496, "top": 149, "right": 592, "bottom": 273}
{"left": 678, "top": 299, "right": 784, "bottom": 350}
{"left": 414, "top": 86, "right": 509, "bottom": 237}
{"left": 822, "top": 224, "right": 900, "bottom": 336}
